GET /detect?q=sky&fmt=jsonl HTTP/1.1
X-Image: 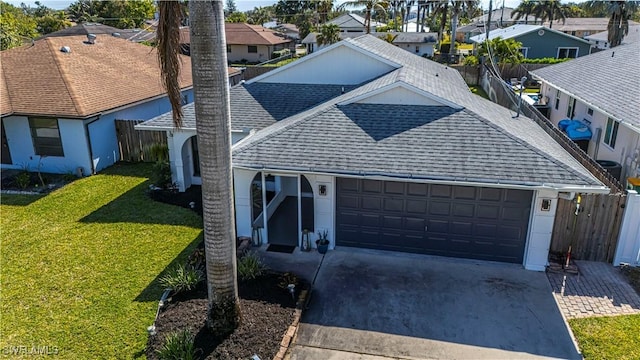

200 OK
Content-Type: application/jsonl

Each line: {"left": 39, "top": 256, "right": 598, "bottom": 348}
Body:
{"left": 7, "top": 0, "right": 584, "bottom": 13}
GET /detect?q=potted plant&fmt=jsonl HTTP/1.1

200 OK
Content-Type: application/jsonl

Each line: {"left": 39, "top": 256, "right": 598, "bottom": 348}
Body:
{"left": 316, "top": 230, "right": 329, "bottom": 254}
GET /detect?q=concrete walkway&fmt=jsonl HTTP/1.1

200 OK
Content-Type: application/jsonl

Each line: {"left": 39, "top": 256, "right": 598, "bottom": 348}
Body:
{"left": 285, "top": 249, "right": 581, "bottom": 360}
{"left": 547, "top": 260, "right": 640, "bottom": 319}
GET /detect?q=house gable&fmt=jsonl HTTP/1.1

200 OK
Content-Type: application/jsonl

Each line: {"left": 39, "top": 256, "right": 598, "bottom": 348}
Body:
{"left": 250, "top": 42, "right": 398, "bottom": 85}
{"left": 341, "top": 82, "right": 462, "bottom": 108}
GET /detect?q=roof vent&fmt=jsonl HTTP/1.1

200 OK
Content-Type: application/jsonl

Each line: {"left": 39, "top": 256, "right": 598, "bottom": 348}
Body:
{"left": 112, "top": 32, "right": 121, "bottom": 37}
{"left": 85, "top": 33, "right": 97, "bottom": 44}
{"left": 60, "top": 46, "right": 71, "bottom": 53}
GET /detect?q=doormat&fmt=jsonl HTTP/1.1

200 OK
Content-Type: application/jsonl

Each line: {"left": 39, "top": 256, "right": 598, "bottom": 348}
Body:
{"left": 266, "top": 244, "right": 296, "bottom": 254}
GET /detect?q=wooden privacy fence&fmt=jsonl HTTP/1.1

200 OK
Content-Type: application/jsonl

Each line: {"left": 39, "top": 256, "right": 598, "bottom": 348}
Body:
{"left": 480, "top": 65, "right": 628, "bottom": 262}
{"left": 551, "top": 194, "right": 627, "bottom": 262}
{"left": 115, "top": 120, "right": 167, "bottom": 162}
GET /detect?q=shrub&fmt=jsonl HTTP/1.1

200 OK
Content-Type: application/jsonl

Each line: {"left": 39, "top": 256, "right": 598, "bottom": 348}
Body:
{"left": 237, "top": 251, "right": 266, "bottom": 281}
{"left": 147, "top": 143, "right": 169, "bottom": 162}
{"left": 151, "top": 161, "right": 172, "bottom": 189}
{"left": 15, "top": 171, "right": 31, "bottom": 189}
{"left": 156, "top": 330, "right": 198, "bottom": 360}
{"left": 522, "top": 57, "right": 572, "bottom": 64}
{"left": 278, "top": 272, "right": 298, "bottom": 289}
{"left": 159, "top": 264, "right": 203, "bottom": 294}
{"left": 463, "top": 55, "right": 479, "bottom": 66}
{"left": 271, "top": 48, "right": 290, "bottom": 59}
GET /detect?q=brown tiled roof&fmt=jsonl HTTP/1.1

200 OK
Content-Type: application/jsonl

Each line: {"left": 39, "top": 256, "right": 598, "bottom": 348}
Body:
{"left": 179, "top": 23, "right": 292, "bottom": 46}
{"left": 1, "top": 34, "right": 192, "bottom": 118}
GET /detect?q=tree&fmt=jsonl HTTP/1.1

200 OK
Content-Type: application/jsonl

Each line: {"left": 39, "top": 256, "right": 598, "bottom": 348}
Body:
{"left": 511, "top": 0, "right": 537, "bottom": 24}
{"left": 157, "top": 0, "right": 240, "bottom": 335}
{"left": 22, "top": 1, "right": 72, "bottom": 35}
{"left": 381, "top": 32, "right": 398, "bottom": 43}
{"left": 247, "top": 6, "right": 273, "bottom": 25}
{"left": 532, "top": 0, "right": 566, "bottom": 29}
{"left": 600, "top": 1, "right": 638, "bottom": 47}
{"left": 67, "top": 0, "right": 155, "bottom": 28}
{"left": 449, "top": 1, "right": 478, "bottom": 56}
{"left": 339, "top": 0, "right": 390, "bottom": 34}
{"left": 477, "top": 37, "right": 524, "bottom": 64}
{"left": 225, "top": 0, "right": 237, "bottom": 16}
{"left": 226, "top": 11, "right": 247, "bottom": 23}
{"left": 317, "top": 23, "right": 341, "bottom": 45}
{"left": 0, "top": 1, "right": 38, "bottom": 50}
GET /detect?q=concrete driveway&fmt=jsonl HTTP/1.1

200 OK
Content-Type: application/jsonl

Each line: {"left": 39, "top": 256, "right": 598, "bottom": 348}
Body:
{"left": 288, "top": 249, "right": 581, "bottom": 360}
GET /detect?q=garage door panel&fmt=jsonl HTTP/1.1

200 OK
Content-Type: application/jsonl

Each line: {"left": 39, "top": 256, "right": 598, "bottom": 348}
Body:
{"left": 363, "top": 179, "right": 382, "bottom": 193}
{"left": 407, "top": 199, "right": 427, "bottom": 214}
{"left": 453, "top": 203, "right": 475, "bottom": 217}
{"left": 362, "top": 197, "right": 382, "bottom": 210}
{"left": 430, "top": 201, "right": 451, "bottom": 216}
{"left": 338, "top": 195, "right": 359, "bottom": 209}
{"left": 383, "top": 216, "right": 402, "bottom": 229}
{"left": 361, "top": 213, "right": 381, "bottom": 227}
{"left": 336, "top": 179, "right": 532, "bottom": 264}
{"left": 384, "top": 198, "right": 404, "bottom": 212}
{"left": 454, "top": 186, "right": 476, "bottom": 200}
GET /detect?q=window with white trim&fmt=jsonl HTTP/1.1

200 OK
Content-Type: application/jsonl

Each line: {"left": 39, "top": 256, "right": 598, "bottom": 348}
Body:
{"left": 519, "top": 47, "right": 529, "bottom": 58}
{"left": 29, "top": 117, "right": 64, "bottom": 157}
{"left": 557, "top": 47, "right": 579, "bottom": 59}
{"left": 554, "top": 89, "right": 561, "bottom": 110}
{"left": 604, "top": 117, "right": 619, "bottom": 148}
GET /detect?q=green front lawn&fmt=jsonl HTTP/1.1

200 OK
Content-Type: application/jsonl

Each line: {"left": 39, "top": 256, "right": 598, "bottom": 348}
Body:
{"left": 0, "top": 163, "right": 202, "bottom": 358}
{"left": 570, "top": 314, "right": 640, "bottom": 360}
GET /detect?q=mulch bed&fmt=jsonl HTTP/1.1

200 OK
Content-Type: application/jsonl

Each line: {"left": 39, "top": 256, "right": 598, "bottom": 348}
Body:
{"left": 147, "top": 185, "right": 203, "bottom": 215}
{"left": 621, "top": 265, "right": 640, "bottom": 296}
{"left": 1, "top": 170, "right": 75, "bottom": 193}
{"left": 146, "top": 272, "right": 307, "bottom": 359}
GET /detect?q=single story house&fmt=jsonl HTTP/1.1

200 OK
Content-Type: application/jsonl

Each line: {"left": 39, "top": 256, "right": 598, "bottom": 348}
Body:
{"left": 328, "top": 13, "right": 385, "bottom": 33}
{"left": 585, "top": 25, "right": 640, "bottom": 50}
{"left": 457, "top": 7, "right": 540, "bottom": 43}
{"left": 530, "top": 41, "right": 640, "bottom": 182}
{"left": 381, "top": 32, "right": 437, "bottom": 57}
{"left": 137, "top": 35, "right": 608, "bottom": 272}
{"left": 470, "top": 25, "right": 593, "bottom": 59}
{"left": 178, "top": 23, "right": 295, "bottom": 63}
{"left": 303, "top": 32, "right": 436, "bottom": 57}
{"left": 271, "top": 23, "right": 300, "bottom": 41}
{"left": 0, "top": 34, "right": 193, "bottom": 175}
{"left": 42, "top": 22, "right": 156, "bottom": 43}
{"left": 543, "top": 18, "right": 640, "bottom": 39}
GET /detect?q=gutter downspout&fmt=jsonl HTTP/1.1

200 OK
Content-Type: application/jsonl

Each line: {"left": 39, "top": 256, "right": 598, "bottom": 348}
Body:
{"left": 83, "top": 115, "right": 101, "bottom": 175}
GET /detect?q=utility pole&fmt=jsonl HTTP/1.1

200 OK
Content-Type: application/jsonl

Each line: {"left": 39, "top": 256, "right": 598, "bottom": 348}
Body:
{"left": 486, "top": 0, "right": 493, "bottom": 41}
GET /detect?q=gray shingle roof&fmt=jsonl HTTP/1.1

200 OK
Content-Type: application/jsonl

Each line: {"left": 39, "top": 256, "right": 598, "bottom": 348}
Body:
{"left": 138, "top": 82, "right": 354, "bottom": 131}
{"left": 232, "top": 35, "right": 602, "bottom": 188}
{"left": 233, "top": 104, "right": 599, "bottom": 187}
{"left": 530, "top": 41, "right": 640, "bottom": 130}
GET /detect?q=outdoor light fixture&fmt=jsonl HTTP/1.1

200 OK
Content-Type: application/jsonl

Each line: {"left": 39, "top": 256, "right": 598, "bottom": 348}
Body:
{"left": 319, "top": 184, "right": 327, "bottom": 196}
{"left": 541, "top": 199, "right": 552, "bottom": 211}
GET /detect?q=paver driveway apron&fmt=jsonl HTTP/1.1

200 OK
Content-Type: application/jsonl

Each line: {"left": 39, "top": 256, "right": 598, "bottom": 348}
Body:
{"left": 290, "top": 249, "right": 581, "bottom": 360}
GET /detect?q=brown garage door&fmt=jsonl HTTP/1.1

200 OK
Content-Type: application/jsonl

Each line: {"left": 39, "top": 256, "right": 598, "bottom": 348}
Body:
{"left": 336, "top": 178, "right": 533, "bottom": 263}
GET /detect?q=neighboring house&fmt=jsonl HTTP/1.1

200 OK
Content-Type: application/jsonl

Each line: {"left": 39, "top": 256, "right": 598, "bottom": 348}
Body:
{"left": 303, "top": 32, "right": 436, "bottom": 57}
{"left": 530, "top": 41, "right": 640, "bottom": 182}
{"left": 328, "top": 13, "right": 385, "bottom": 33}
{"left": 403, "top": 18, "right": 429, "bottom": 33}
{"left": 543, "top": 18, "right": 640, "bottom": 39}
{"left": 376, "top": 32, "right": 437, "bottom": 57}
{"left": 42, "top": 22, "right": 157, "bottom": 43}
{"left": 180, "top": 23, "right": 294, "bottom": 63}
{"left": 0, "top": 34, "right": 193, "bottom": 175}
{"left": 137, "top": 35, "right": 608, "bottom": 272}
{"left": 470, "top": 25, "right": 592, "bottom": 59}
{"left": 271, "top": 23, "right": 300, "bottom": 41}
{"left": 457, "top": 7, "right": 540, "bottom": 43}
{"left": 585, "top": 25, "right": 640, "bottom": 50}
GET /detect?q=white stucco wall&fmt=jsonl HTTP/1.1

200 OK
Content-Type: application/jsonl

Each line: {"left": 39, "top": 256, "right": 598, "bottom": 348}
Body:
{"left": 395, "top": 42, "right": 435, "bottom": 57}
{"left": 227, "top": 44, "right": 273, "bottom": 64}
{"left": 541, "top": 83, "right": 640, "bottom": 179}
{"left": 1, "top": 116, "right": 92, "bottom": 174}
{"left": 614, "top": 190, "right": 640, "bottom": 266}
{"left": 256, "top": 44, "right": 397, "bottom": 85}
{"left": 524, "top": 189, "right": 559, "bottom": 271}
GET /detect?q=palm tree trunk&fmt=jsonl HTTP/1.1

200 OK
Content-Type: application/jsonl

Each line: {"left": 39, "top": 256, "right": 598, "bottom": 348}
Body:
{"left": 189, "top": 0, "right": 240, "bottom": 335}
{"left": 450, "top": 11, "right": 458, "bottom": 56}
